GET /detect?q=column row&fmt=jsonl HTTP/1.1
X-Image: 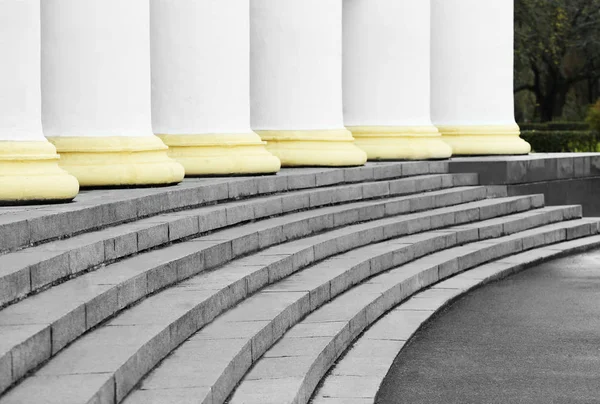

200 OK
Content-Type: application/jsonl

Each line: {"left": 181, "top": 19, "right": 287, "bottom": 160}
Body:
{"left": 0, "top": 0, "right": 530, "bottom": 204}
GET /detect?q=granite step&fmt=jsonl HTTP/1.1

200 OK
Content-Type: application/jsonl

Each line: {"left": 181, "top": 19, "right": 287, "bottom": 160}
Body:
{"left": 122, "top": 205, "right": 582, "bottom": 404}
{"left": 0, "top": 172, "right": 476, "bottom": 308}
{"left": 0, "top": 195, "right": 544, "bottom": 402}
{"left": 0, "top": 163, "right": 447, "bottom": 253}
{"left": 227, "top": 218, "right": 600, "bottom": 404}
{"left": 311, "top": 235, "right": 600, "bottom": 404}
{"left": 0, "top": 184, "right": 491, "bottom": 395}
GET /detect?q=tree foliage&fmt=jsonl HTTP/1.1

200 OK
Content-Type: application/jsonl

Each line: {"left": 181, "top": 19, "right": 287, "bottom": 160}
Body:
{"left": 515, "top": 0, "right": 600, "bottom": 122}
{"left": 587, "top": 99, "right": 600, "bottom": 132}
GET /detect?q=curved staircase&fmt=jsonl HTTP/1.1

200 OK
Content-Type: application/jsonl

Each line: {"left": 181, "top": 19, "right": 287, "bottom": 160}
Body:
{"left": 0, "top": 162, "right": 598, "bottom": 404}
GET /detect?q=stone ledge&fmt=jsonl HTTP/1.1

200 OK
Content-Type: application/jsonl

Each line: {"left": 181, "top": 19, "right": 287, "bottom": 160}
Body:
{"left": 449, "top": 154, "right": 600, "bottom": 216}
{"left": 0, "top": 162, "right": 448, "bottom": 253}
{"left": 0, "top": 175, "right": 475, "bottom": 308}
{"left": 449, "top": 153, "right": 600, "bottom": 185}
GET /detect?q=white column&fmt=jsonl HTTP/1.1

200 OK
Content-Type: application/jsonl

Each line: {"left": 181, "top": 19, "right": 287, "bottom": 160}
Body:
{"left": 150, "top": 0, "right": 280, "bottom": 175}
{"left": 0, "top": 0, "right": 79, "bottom": 203}
{"left": 41, "top": 0, "right": 184, "bottom": 186}
{"left": 343, "top": 0, "right": 451, "bottom": 160}
{"left": 431, "top": 0, "right": 530, "bottom": 155}
{"left": 250, "top": 0, "right": 367, "bottom": 167}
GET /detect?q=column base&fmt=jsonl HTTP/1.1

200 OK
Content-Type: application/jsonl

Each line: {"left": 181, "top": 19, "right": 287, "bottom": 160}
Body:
{"left": 0, "top": 141, "right": 79, "bottom": 204}
{"left": 348, "top": 126, "right": 452, "bottom": 160}
{"left": 256, "top": 129, "right": 367, "bottom": 167}
{"left": 438, "top": 125, "right": 531, "bottom": 155}
{"left": 157, "top": 133, "right": 281, "bottom": 176}
{"left": 47, "top": 136, "right": 185, "bottom": 187}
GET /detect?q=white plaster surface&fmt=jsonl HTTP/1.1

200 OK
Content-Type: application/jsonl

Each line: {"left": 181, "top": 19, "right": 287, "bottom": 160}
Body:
{"left": 431, "top": 0, "right": 516, "bottom": 126}
{"left": 41, "top": 0, "right": 154, "bottom": 138}
{"left": 343, "top": 0, "right": 433, "bottom": 127}
{"left": 150, "top": 0, "right": 252, "bottom": 135}
{"left": 0, "top": 0, "right": 46, "bottom": 141}
{"left": 250, "top": 0, "right": 345, "bottom": 130}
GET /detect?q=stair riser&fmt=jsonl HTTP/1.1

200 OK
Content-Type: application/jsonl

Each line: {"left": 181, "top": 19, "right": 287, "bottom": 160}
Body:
{"left": 1, "top": 187, "right": 494, "bottom": 392}
{"left": 313, "top": 235, "right": 600, "bottom": 403}
{"left": 2, "top": 196, "right": 542, "bottom": 403}
{"left": 1, "top": 174, "right": 476, "bottom": 308}
{"left": 111, "top": 199, "right": 541, "bottom": 402}
{"left": 205, "top": 209, "right": 579, "bottom": 404}
{"left": 1, "top": 163, "right": 451, "bottom": 253}
{"left": 123, "top": 206, "right": 579, "bottom": 404}
{"left": 289, "top": 222, "right": 600, "bottom": 404}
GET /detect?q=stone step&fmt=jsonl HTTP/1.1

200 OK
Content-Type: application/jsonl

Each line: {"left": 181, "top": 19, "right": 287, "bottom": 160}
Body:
{"left": 0, "top": 185, "right": 489, "bottom": 394}
{"left": 227, "top": 218, "right": 600, "bottom": 404}
{"left": 311, "top": 235, "right": 600, "bottom": 404}
{"left": 0, "top": 162, "right": 447, "bottom": 253}
{"left": 121, "top": 205, "right": 582, "bottom": 404}
{"left": 0, "top": 172, "right": 476, "bottom": 308}
{"left": 0, "top": 195, "right": 544, "bottom": 402}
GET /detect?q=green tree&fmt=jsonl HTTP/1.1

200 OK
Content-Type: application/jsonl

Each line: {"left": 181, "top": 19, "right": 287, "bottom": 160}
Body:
{"left": 515, "top": 0, "right": 600, "bottom": 122}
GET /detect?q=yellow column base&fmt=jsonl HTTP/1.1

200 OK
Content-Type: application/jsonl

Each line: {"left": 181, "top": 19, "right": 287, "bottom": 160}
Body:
{"left": 157, "top": 133, "right": 281, "bottom": 176}
{"left": 348, "top": 126, "right": 452, "bottom": 160}
{"left": 0, "top": 141, "right": 79, "bottom": 204}
{"left": 47, "top": 136, "right": 185, "bottom": 187}
{"left": 438, "top": 125, "right": 531, "bottom": 155}
{"left": 256, "top": 129, "right": 367, "bottom": 167}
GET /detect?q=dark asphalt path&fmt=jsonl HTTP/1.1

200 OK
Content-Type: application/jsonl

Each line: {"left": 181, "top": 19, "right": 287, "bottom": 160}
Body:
{"left": 376, "top": 249, "right": 600, "bottom": 404}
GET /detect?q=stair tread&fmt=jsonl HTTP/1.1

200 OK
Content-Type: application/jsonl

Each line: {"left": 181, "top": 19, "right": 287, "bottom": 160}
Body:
{"left": 0, "top": 162, "right": 447, "bottom": 253}
{"left": 0, "top": 174, "right": 474, "bottom": 308}
{"left": 0, "top": 195, "right": 545, "bottom": 402}
{"left": 227, "top": 218, "right": 600, "bottom": 404}
{"left": 311, "top": 234, "right": 600, "bottom": 403}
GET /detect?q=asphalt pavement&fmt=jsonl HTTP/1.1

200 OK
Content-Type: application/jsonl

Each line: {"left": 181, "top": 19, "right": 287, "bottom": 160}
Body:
{"left": 376, "top": 249, "right": 600, "bottom": 404}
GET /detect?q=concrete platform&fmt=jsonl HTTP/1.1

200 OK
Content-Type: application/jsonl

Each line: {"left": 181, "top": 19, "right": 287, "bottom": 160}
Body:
{"left": 449, "top": 153, "right": 600, "bottom": 216}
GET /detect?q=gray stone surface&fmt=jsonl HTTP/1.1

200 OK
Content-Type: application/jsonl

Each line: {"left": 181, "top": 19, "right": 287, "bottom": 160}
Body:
{"left": 315, "top": 240, "right": 600, "bottom": 404}
{"left": 449, "top": 153, "right": 600, "bottom": 184}
{"left": 117, "top": 204, "right": 580, "bottom": 404}
{"left": 154, "top": 215, "right": 596, "bottom": 404}
{"left": 0, "top": 178, "right": 479, "bottom": 308}
{"left": 1, "top": 157, "right": 598, "bottom": 403}
{"left": 449, "top": 154, "right": 600, "bottom": 216}
{"left": 0, "top": 163, "right": 451, "bottom": 252}
{"left": 2, "top": 193, "right": 539, "bottom": 398}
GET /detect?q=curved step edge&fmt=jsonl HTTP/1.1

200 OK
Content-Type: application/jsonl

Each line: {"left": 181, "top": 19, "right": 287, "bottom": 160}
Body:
{"left": 227, "top": 218, "right": 600, "bottom": 404}
{"left": 0, "top": 196, "right": 545, "bottom": 402}
{"left": 121, "top": 206, "right": 583, "bottom": 404}
{"left": 0, "top": 173, "right": 473, "bottom": 308}
{"left": 0, "top": 162, "right": 449, "bottom": 253}
{"left": 0, "top": 186, "right": 491, "bottom": 394}
{"left": 312, "top": 235, "right": 600, "bottom": 404}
